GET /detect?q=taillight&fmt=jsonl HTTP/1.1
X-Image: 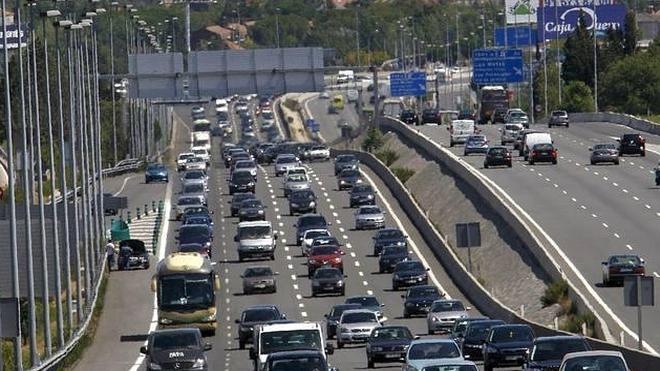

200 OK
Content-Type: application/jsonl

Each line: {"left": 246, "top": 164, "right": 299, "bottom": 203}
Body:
{"left": 635, "top": 267, "right": 645, "bottom": 274}
{"left": 552, "top": 149, "right": 558, "bottom": 157}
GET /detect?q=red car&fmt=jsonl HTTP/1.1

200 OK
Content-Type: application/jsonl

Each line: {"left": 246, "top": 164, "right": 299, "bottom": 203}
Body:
{"left": 307, "top": 245, "right": 345, "bottom": 277}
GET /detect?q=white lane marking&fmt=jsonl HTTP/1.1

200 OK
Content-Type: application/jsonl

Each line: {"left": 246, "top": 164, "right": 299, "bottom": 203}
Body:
{"left": 645, "top": 204, "right": 651, "bottom": 209}
{"left": 354, "top": 261, "right": 360, "bottom": 267}
{"left": 654, "top": 272, "right": 660, "bottom": 278}
{"left": 367, "top": 290, "right": 373, "bottom": 295}
{"left": 613, "top": 233, "right": 620, "bottom": 239}
{"left": 112, "top": 175, "right": 136, "bottom": 196}
{"left": 301, "top": 312, "right": 308, "bottom": 317}
{"left": 622, "top": 189, "right": 628, "bottom": 193}
{"left": 627, "top": 244, "right": 634, "bottom": 251}
{"left": 339, "top": 227, "right": 345, "bottom": 233}
{"left": 358, "top": 271, "right": 364, "bottom": 276}
{"left": 592, "top": 213, "right": 598, "bottom": 218}
{"left": 362, "top": 281, "right": 369, "bottom": 286}
{"left": 293, "top": 284, "right": 299, "bottom": 290}
{"left": 360, "top": 170, "right": 451, "bottom": 299}
{"left": 602, "top": 223, "right": 609, "bottom": 228}
{"left": 633, "top": 196, "right": 639, "bottom": 201}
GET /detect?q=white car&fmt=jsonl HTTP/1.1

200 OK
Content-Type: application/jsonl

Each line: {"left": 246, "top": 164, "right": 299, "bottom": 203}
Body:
{"left": 184, "top": 157, "right": 208, "bottom": 172}
{"left": 232, "top": 159, "right": 258, "bottom": 179}
{"left": 177, "top": 152, "right": 195, "bottom": 171}
{"left": 274, "top": 154, "right": 300, "bottom": 177}
{"left": 191, "top": 147, "right": 211, "bottom": 164}
{"left": 302, "top": 229, "right": 331, "bottom": 256}
{"left": 336, "top": 309, "right": 382, "bottom": 348}
{"left": 303, "top": 145, "right": 330, "bottom": 161}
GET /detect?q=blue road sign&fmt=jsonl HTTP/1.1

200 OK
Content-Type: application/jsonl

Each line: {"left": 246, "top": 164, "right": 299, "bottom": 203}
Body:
{"left": 389, "top": 72, "right": 427, "bottom": 97}
{"left": 495, "top": 26, "right": 538, "bottom": 47}
{"left": 472, "top": 49, "right": 524, "bottom": 85}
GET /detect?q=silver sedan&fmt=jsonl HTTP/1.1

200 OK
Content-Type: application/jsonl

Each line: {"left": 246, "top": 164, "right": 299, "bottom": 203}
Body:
{"left": 589, "top": 143, "right": 620, "bottom": 165}
{"left": 427, "top": 299, "right": 471, "bottom": 334}
{"left": 354, "top": 205, "right": 386, "bottom": 230}
{"left": 283, "top": 173, "right": 311, "bottom": 197}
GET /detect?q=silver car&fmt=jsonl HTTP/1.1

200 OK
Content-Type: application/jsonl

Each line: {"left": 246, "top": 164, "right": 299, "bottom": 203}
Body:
{"left": 589, "top": 143, "right": 619, "bottom": 165}
{"left": 184, "top": 157, "right": 207, "bottom": 172}
{"left": 181, "top": 180, "right": 207, "bottom": 205}
{"left": 174, "top": 196, "right": 204, "bottom": 220}
{"left": 233, "top": 159, "right": 258, "bottom": 179}
{"left": 354, "top": 205, "right": 386, "bottom": 230}
{"left": 336, "top": 309, "right": 382, "bottom": 348}
{"left": 500, "top": 123, "right": 523, "bottom": 145}
{"left": 427, "top": 299, "right": 471, "bottom": 334}
{"left": 181, "top": 170, "right": 208, "bottom": 188}
{"left": 241, "top": 265, "right": 278, "bottom": 295}
{"left": 283, "top": 173, "right": 311, "bottom": 197}
{"left": 274, "top": 154, "right": 300, "bottom": 176}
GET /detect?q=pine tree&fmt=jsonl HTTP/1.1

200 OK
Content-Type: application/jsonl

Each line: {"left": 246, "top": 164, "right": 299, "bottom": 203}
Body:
{"left": 562, "top": 12, "right": 596, "bottom": 89}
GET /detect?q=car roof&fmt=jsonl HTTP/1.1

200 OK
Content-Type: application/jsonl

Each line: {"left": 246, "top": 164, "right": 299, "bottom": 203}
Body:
{"left": 245, "top": 304, "right": 278, "bottom": 311}
{"left": 151, "top": 327, "right": 200, "bottom": 336}
{"left": 420, "top": 359, "right": 477, "bottom": 366}
{"left": 266, "top": 350, "right": 325, "bottom": 360}
{"left": 342, "top": 309, "right": 377, "bottom": 316}
{"left": 534, "top": 335, "right": 585, "bottom": 343}
{"left": 410, "top": 338, "right": 457, "bottom": 345}
{"left": 561, "top": 350, "right": 624, "bottom": 360}
{"left": 238, "top": 221, "right": 271, "bottom": 227}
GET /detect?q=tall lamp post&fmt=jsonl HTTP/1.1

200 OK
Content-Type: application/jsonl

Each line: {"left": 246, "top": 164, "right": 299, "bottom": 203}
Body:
{"left": 275, "top": 7, "right": 281, "bottom": 48}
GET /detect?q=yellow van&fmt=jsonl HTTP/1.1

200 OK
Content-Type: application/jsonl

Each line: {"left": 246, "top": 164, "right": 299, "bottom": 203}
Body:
{"left": 329, "top": 94, "right": 345, "bottom": 113}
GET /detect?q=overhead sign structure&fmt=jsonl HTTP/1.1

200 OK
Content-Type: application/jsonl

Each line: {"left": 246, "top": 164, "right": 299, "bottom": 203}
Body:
{"left": 472, "top": 49, "right": 524, "bottom": 85}
{"left": 538, "top": 4, "right": 627, "bottom": 39}
{"left": 389, "top": 72, "right": 427, "bottom": 97}
{"left": 506, "top": 0, "right": 539, "bottom": 25}
{"left": 495, "top": 26, "right": 538, "bottom": 47}
{"left": 0, "top": 24, "right": 27, "bottom": 49}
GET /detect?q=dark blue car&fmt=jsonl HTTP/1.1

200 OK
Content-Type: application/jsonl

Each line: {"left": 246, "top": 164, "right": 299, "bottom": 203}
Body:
{"left": 177, "top": 224, "right": 213, "bottom": 252}
{"left": 372, "top": 228, "right": 407, "bottom": 256}
{"left": 378, "top": 245, "right": 410, "bottom": 273}
{"left": 145, "top": 163, "right": 168, "bottom": 183}
{"left": 401, "top": 285, "right": 444, "bottom": 318}
{"left": 366, "top": 326, "right": 416, "bottom": 368}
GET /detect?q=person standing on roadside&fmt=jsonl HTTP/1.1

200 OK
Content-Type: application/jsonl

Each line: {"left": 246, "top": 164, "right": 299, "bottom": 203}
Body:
{"left": 106, "top": 239, "right": 116, "bottom": 271}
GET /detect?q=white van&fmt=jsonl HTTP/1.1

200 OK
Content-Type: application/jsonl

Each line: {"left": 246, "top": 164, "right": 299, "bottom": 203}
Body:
{"left": 448, "top": 119, "right": 476, "bottom": 147}
{"left": 522, "top": 132, "right": 553, "bottom": 159}
{"left": 235, "top": 221, "right": 277, "bottom": 261}
{"left": 250, "top": 322, "right": 333, "bottom": 371}
{"left": 192, "top": 131, "right": 211, "bottom": 151}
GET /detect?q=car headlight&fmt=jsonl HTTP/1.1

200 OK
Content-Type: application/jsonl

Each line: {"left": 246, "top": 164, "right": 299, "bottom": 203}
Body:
{"left": 356, "top": 179, "right": 363, "bottom": 183}
{"left": 159, "top": 318, "right": 173, "bottom": 324}
{"left": 334, "top": 257, "right": 342, "bottom": 263}
{"left": 367, "top": 194, "right": 373, "bottom": 199}
{"left": 290, "top": 203, "right": 299, "bottom": 207}
{"left": 258, "top": 210, "right": 264, "bottom": 214}
{"left": 308, "top": 259, "right": 315, "bottom": 265}
{"left": 309, "top": 201, "right": 316, "bottom": 207}
{"left": 192, "top": 358, "right": 206, "bottom": 368}
{"left": 202, "top": 313, "right": 216, "bottom": 322}
{"left": 148, "top": 362, "right": 163, "bottom": 370}
{"left": 397, "top": 241, "right": 405, "bottom": 246}
{"left": 432, "top": 317, "right": 439, "bottom": 322}
{"left": 337, "top": 280, "right": 344, "bottom": 286}
{"left": 371, "top": 346, "right": 383, "bottom": 352}
{"left": 340, "top": 180, "right": 346, "bottom": 184}
{"left": 247, "top": 182, "right": 255, "bottom": 186}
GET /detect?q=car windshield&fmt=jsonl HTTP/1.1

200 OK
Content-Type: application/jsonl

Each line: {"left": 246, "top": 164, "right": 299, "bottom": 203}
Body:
{"left": 147, "top": 164, "right": 165, "bottom": 171}
{"left": 178, "top": 154, "right": 194, "bottom": 161}
{"left": 310, "top": 246, "right": 339, "bottom": 256}
{"left": 287, "top": 174, "right": 307, "bottom": 183}
{"left": 530, "top": 339, "right": 588, "bottom": 361}
{"left": 243, "top": 309, "right": 279, "bottom": 322}
{"left": 610, "top": 255, "right": 641, "bottom": 265}
{"left": 341, "top": 170, "right": 359, "bottom": 177}
{"left": 533, "top": 144, "right": 553, "bottom": 151}
{"left": 408, "top": 342, "right": 460, "bottom": 360}
{"left": 622, "top": 134, "right": 641, "bottom": 141}
{"left": 269, "top": 356, "right": 325, "bottom": 371}
{"left": 178, "top": 197, "right": 201, "bottom": 206}
{"left": 179, "top": 244, "right": 204, "bottom": 253}
{"left": 292, "top": 191, "right": 315, "bottom": 201}
{"left": 238, "top": 226, "right": 271, "bottom": 239}
{"left": 314, "top": 269, "right": 341, "bottom": 279}
{"left": 184, "top": 171, "right": 205, "bottom": 180}
{"left": 383, "top": 246, "right": 407, "bottom": 255}
{"left": 276, "top": 156, "right": 297, "bottom": 164}
{"left": 336, "top": 155, "right": 356, "bottom": 163}
{"left": 505, "top": 124, "right": 522, "bottom": 131}
{"left": 184, "top": 217, "right": 210, "bottom": 225}
{"left": 395, "top": 261, "right": 424, "bottom": 272}
{"left": 232, "top": 171, "right": 253, "bottom": 181}
{"left": 371, "top": 327, "right": 412, "bottom": 340}
{"left": 236, "top": 161, "right": 255, "bottom": 169}
{"left": 359, "top": 207, "right": 381, "bottom": 215}
{"left": 262, "top": 112, "right": 273, "bottom": 119}
{"left": 241, "top": 200, "right": 262, "bottom": 208}
{"left": 299, "top": 216, "right": 326, "bottom": 228}
{"left": 233, "top": 194, "right": 255, "bottom": 204}
{"left": 305, "top": 230, "right": 329, "bottom": 241}
{"left": 312, "top": 237, "right": 339, "bottom": 246}
{"left": 562, "top": 355, "right": 626, "bottom": 371}
{"left": 552, "top": 111, "right": 567, "bottom": 116}
{"left": 342, "top": 312, "right": 377, "bottom": 323}
{"left": 431, "top": 301, "right": 465, "bottom": 312}
{"left": 421, "top": 366, "right": 477, "bottom": 371}
{"left": 346, "top": 296, "right": 379, "bottom": 307}
{"left": 510, "top": 112, "right": 527, "bottom": 119}
{"left": 352, "top": 185, "right": 372, "bottom": 193}
{"left": 183, "top": 184, "right": 204, "bottom": 194}
{"left": 490, "top": 327, "right": 533, "bottom": 343}
{"left": 489, "top": 148, "right": 508, "bottom": 155}
{"left": 180, "top": 226, "right": 210, "bottom": 238}
{"left": 151, "top": 331, "right": 198, "bottom": 350}
{"left": 244, "top": 267, "right": 273, "bottom": 278}
{"left": 260, "top": 330, "right": 322, "bottom": 355}
{"left": 468, "top": 136, "right": 486, "bottom": 142}
{"left": 377, "top": 229, "right": 403, "bottom": 239}
{"left": 466, "top": 321, "right": 502, "bottom": 340}
{"left": 593, "top": 144, "right": 616, "bottom": 150}
{"left": 408, "top": 287, "right": 439, "bottom": 298}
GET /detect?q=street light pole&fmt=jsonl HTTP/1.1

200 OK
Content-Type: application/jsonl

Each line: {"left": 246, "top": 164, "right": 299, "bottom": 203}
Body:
{"left": 275, "top": 7, "right": 280, "bottom": 49}
{"left": 592, "top": 0, "right": 598, "bottom": 112}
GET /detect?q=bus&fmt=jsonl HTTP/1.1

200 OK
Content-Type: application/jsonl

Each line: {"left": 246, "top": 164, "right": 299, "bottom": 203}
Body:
{"left": 478, "top": 86, "right": 509, "bottom": 124}
{"left": 151, "top": 252, "right": 221, "bottom": 335}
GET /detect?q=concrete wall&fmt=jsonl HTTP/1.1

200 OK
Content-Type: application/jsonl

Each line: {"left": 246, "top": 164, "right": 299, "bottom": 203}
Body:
{"left": 568, "top": 112, "right": 660, "bottom": 136}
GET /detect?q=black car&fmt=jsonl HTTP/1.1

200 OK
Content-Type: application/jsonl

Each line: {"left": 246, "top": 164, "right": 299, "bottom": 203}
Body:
{"left": 229, "top": 170, "right": 256, "bottom": 194}
{"left": 224, "top": 149, "right": 248, "bottom": 167}
{"left": 461, "top": 319, "right": 505, "bottom": 361}
{"left": 140, "top": 328, "right": 211, "bottom": 371}
{"left": 372, "top": 228, "right": 407, "bottom": 256}
{"left": 493, "top": 107, "right": 508, "bottom": 124}
{"left": 311, "top": 267, "right": 345, "bottom": 297}
{"left": 348, "top": 184, "right": 376, "bottom": 207}
{"left": 524, "top": 335, "right": 591, "bottom": 371}
{"left": 324, "top": 303, "right": 361, "bottom": 339}
{"left": 337, "top": 169, "right": 362, "bottom": 190}
{"left": 262, "top": 350, "right": 334, "bottom": 371}
{"left": 529, "top": 143, "right": 558, "bottom": 165}
{"left": 366, "top": 326, "right": 415, "bottom": 368}
{"left": 177, "top": 224, "right": 213, "bottom": 252}
{"left": 484, "top": 146, "right": 513, "bottom": 168}
{"left": 289, "top": 189, "right": 318, "bottom": 215}
{"left": 400, "top": 109, "right": 419, "bottom": 125}
{"left": 392, "top": 260, "right": 429, "bottom": 290}
{"left": 450, "top": 317, "right": 490, "bottom": 346}
{"left": 334, "top": 154, "right": 359, "bottom": 175}
{"left": 183, "top": 215, "right": 214, "bottom": 228}
{"left": 378, "top": 245, "right": 410, "bottom": 273}
{"left": 182, "top": 206, "right": 213, "bottom": 224}
{"left": 238, "top": 199, "right": 266, "bottom": 222}
{"left": 421, "top": 108, "right": 440, "bottom": 124}
{"left": 483, "top": 324, "right": 535, "bottom": 370}
{"left": 230, "top": 193, "right": 256, "bottom": 217}
{"left": 401, "top": 285, "right": 443, "bottom": 318}
{"left": 236, "top": 304, "right": 285, "bottom": 349}
{"left": 117, "top": 239, "right": 150, "bottom": 270}
{"left": 618, "top": 133, "right": 645, "bottom": 156}
{"left": 295, "top": 214, "right": 329, "bottom": 246}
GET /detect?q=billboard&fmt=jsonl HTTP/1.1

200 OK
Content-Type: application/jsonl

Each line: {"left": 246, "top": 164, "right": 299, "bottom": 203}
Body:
{"left": 506, "top": 0, "right": 539, "bottom": 25}
{"left": 0, "top": 24, "right": 27, "bottom": 49}
{"left": 495, "top": 26, "right": 538, "bottom": 46}
{"left": 538, "top": 4, "right": 627, "bottom": 39}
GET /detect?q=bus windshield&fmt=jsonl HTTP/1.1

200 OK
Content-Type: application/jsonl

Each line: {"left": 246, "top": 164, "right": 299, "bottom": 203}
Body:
{"left": 159, "top": 273, "right": 214, "bottom": 310}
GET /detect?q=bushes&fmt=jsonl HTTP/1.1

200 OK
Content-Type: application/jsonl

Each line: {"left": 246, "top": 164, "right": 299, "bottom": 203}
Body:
{"left": 375, "top": 149, "right": 399, "bottom": 167}
{"left": 561, "top": 81, "right": 595, "bottom": 113}
{"left": 561, "top": 311, "right": 596, "bottom": 336}
{"left": 361, "top": 127, "right": 384, "bottom": 153}
{"left": 541, "top": 280, "right": 569, "bottom": 307}
{"left": 391, "top": 167, "right": 415, "bottom": 183}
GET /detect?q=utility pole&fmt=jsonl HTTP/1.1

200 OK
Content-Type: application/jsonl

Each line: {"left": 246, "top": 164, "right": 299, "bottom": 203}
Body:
{"left": 355, "top": 6, "right": 360, "bottom": 66}
{"left": 185, "top": 1, "right": 191, "bottom": 53}
{"left": 592, "top": 0, "right": 598, "bottom": 112}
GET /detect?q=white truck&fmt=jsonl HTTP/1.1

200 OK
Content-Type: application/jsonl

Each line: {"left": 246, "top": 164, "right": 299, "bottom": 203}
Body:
{"left": 192, "top": 131, "right": 211, "bottom": 152}
{"left": 337, "top": 70, "right": 355, "bottom": 84}
{"left": 448, "top": 119, "right": 476, "bottom": 147}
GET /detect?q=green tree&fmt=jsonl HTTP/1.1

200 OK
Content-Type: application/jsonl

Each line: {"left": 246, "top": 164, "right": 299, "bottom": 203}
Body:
{"left": 562, "top": 14, "right": 597, "bottom": 88}
{"left": 623, "top": 11, "right": 638, "bottom": 55}
{"left": 600, "top": 52, "right": 660, "bottom": 114}
{"left": 599, "top": 27, "right": 624, "bottom": 73}
{"left": 534, "top": 60, "right": 561, "bottom": 116}
{"left": 561, "top": 81, "right": 595, "bottom": 113}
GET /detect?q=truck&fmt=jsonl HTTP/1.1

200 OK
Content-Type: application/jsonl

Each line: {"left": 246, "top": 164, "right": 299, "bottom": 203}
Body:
{"left": 337, "top": 70, "right": 355, "bottom": 84}
{"left": 478, "top": 85, "right": 509, "bottom": 124}
{"left": 151, "top": 252, "right": 221, "bottom": 335}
